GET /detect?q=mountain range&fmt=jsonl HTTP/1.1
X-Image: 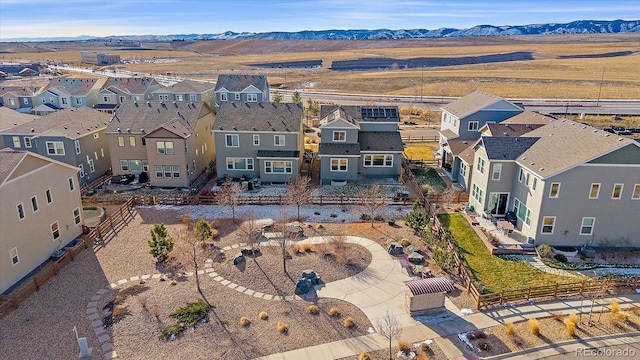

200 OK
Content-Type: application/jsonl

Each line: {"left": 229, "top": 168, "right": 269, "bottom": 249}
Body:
{"left": 3, "top": 19, "right": 639, "bottom": 42}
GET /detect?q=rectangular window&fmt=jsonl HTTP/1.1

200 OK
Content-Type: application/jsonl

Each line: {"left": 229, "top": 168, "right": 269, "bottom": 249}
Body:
{"left": 73, "top": 208, "right": 81, "bottom": 225}
{"left": 363, "top": 154, "right": 393, "bottom": 167}
{"left": 264, "top": 161, "right": 292, "bottom": 174}
{"left": 333, "top": 131, "right": 346, "bottom": 142}
{"left": 589, "top": 183, "right": 600, "bottom": 199}
{"left": 532, "top": 177, "right": 538, "bottom": 191}
{"left": 12, "top": 136, "right": 21, "bottom": 148}
{"left": 75, "top": 98, "right": 82, "bottom": 105}
{"left": 549, "top": 183, "right": 560, "bottom": 198}
{"left": 103, "top": 96, "right": 109, "bottom": 102}
{"left": 468, "top": 121, "right": 479, "bottom": 131}
{"left": 119, "top": 96, "right": 126, "bottom": 103}
{"left": 94, "top": 133, "right": 100, "bottom": 139}
{"left": 235, "top": 93, "right": 240, "bottom": 100}
{"left": 128, "top": 160, "right": 141, "bottom": 172}
{"left": 330, "top": 158, "right": 348, "bottom": 172}
{"left": 61, "top": 98, "right": 68, "bottom": 105}
{"left": 472, "top": 183, "right": 484, "bottom": 202}
{"left": 31, "top": 196, "right": 38, "bottom": 212}
{"left": 172, "top": 166, "right": 180, "bottom": 178}
{"left": 118, "top": 136, "right": 125, "bottom": 147}
{"left": 189, "top": 94, "right": 198, "bottom": 101}
{"left": 142, "top": 160, "right": 149, "bottom": 172}
{"left": 23, "top": 98, "right": 28, "bottom": 104}
{"left": 247, "top": 93, "right": 257, "bottom": 102}
{"left": 120, "top": 160, "right": 129, "bottom": 171}
{"left": 45, "top": 188, "right": 53, "bottom": 204}
{"left": 156, "top": 141, "right": 174, "bottom": 154}
{"left": 492, "top": 164, "right": 502, "bottom": 181}
{"left": 17, "top": 203, "right": 25, "bottom": 220}
{"left": 580, "top": 217, "right": 595, "bottom": 235}
{"left": 24, "top": 137, "right": 32, "bottom": 148}
{"left": 633, "top": 184, "right": 640, "bottom": 200}
{"left": 46, "top": 141, "right": 65, "bottom": 155}
{"left": 525, "top": 173, "right": 530, "bottom": 187}
{"left": 612, "top": 184, "right": 623, "bottom": 199}
{"left": 141, "top": 138, "right": 146, "bottom": 147}
{"left": 175, "top": 95, "right": 183, "bottom": 101}
{"left": 129, "top": 136, "right": 136, "bottom": 147}
{"left": 274, "top": 135, "right": 285, "bottom": 146}
{"left": 225, "top": 134, "right": 239, "bottom": 147}
{"left": 68, "top": 177, "right": 75, "bottom": 192}
{"left": 163, "top": 165, "right": 172, "bottom": 178}
{"left": 541, "top": 216, "right": 556, "bottom": 234}
{"left": 79, "top": 164, "right": 85, "bottom": 178}
{"left": 74, "top": 140, "right": 81, "bottom": 154}
{"left": 476, "top": 157, "right": 485, "bottom": 174}
{"left": 10, "top": 247, "right": 19, "bottom": 266}
{"left": 460, "top": 163, "right": 467, "bottom": 177}
{"left": 525, "top": 209, "right": 532, "bottom": 227}
{"left": 226, "top": 158, "right": 254, "bottom": 170}
{"left": 89, "top": 159, "right": 95, "bottom": 173}
{"left": 252, "top": 134, "right": 260, "bottom": 146}
{"left": 155, "top": 165, "right": 163, "bottom": 178}
{"left": 51, "top": 221, "right": 60, "bottom": 240}
{"left": 220, "top": 93, "right": 228, "bottom": 101}
{"left": 518, "top": 168, "right": 524, "bottom": 182}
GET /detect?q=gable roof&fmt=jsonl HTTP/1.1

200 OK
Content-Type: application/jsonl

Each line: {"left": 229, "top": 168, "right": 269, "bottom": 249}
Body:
{"left": 1, "top": 107, "right": 111, "bottom": 139}
{"left": 441, "top": 90, "right": 522, "bottom": 119}
{"left": 107, "top": 100, "right": 210, "bottom": 137}
{"left": 0, "top": 107, "right": 40, "bottom": 131}
{"left": 359, "top": 132, "right": 404, "bottom": 152}
{"left": 481, "top": 136, "right": 540, "bottom": 160}
{"left": 0, "top": 148, "right": 78, "bottom": 186}
{"left": 215, "top": 74, "right": 267, "bottom": 92}
{"left": 44, "top": 78, "right": 105, "bottom": 96}
{"left": 444, "top": 139, "right": 474, "bottom": 156}
{"left": 101, "top": 77, "right": 159, "bottom": 95}
{"left": 484, "top": 123, "right": 544, "bottom": 137}
{"left": 214, "top": 102, "right": 301, "bottom": 132}
{"left": 319, "top": 105, "right": 399, "bottom": 125}
{"left": 501, "top": 111, "right": 554, "bottom": 125}
{"left": 0, "top": 86, "right": 40, "bottom": 97}
{"left": 154, "top": 79, "right": 214, "bottom": 94}
{"left": 520, "top": 119, "right": 637, "bottom": 179}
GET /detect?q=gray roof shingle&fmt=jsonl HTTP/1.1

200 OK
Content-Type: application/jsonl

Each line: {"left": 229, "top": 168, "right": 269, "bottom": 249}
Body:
{"left": 319, "top": 105, "right": 399, "bottom": 124}
{"left": 318, "top": 143, "right": 361, "bottom": 156}
{"left": 256, "top": 150, "right": 300, "bottom": 158}
{"left": 482, "top": 136, "right": 540, "bottom": 160}
{"left": 359, "top": 132, "right": 404, "bottom": 152}
{"left": 214, "top": 75, "right": 267, "bottom": 92}
{"left": 107, "top": 100, "right": 208, "bottom": 137}
{"left": 214, "top": 102, "right": 301, "bottom": 132}
{"left": 154, "top": 79, "right": 214, "bottom": 94}
{"left": 0, "top": 148, "right": 26, "bottom": 184}
{"left": 441, "top": 90, "right": 521, "bottom": 119}
{"left": 485, "top": 123, "right": 544, "bottom": 137}
{"left": 0, "top": 107, "right": 40, "bottom": 131}
{"left": 501, "top": 111, "right": 553, "bottom": 125}
{"left": 1, "top": 107, "right": 110, "bottom": 139}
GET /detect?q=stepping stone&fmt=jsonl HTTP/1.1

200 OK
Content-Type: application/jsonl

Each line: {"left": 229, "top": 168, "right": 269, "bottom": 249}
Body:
{"left": 96, "top": 288, "right": 108, "bottom": 295}
{"left": 104, "top": 351, "right": 117, "bottom": 359}
{"left": 245, "top": 289, "right": 255, "bottom": 296}
{"left": 102, "top": 343, "right": 113, "bottom": 352}
{"left": 110, "top": 283, "right": 118, "bottom": 289}
{"left": 253, "top": 292, "right": 264, "bottom": 298}
{"left": 214, "top": 276, "right": 224, "bottom": 281}
{"left": 117, "top": 279, "right": 127, "bottom": 285}
{"left": 263, "top": 294, "right": 273, "bottom": 300}
{"left": 98, "top": 334, "right": 110, "bottom": 343}
{"left": 130, "top": 276, "right": 139, "bottom": 281}
{"left": 86, "top": 308, "right": 96, "bottom": 315}
{"left": 94, "top": 326, "right": 106, "bottom": 335}
{"left": 87, "top": 301, "right": 97, "bottom": 308}
{"left": 90, "top": 294, "right": 101, "bottom": 301}
{"left": 236, "top": 286, "right": 246, "bottom": 292}
{"left": 141, "top": 274, "right": 151, "bottom": 280}
{"left": 151, "top": 274, "right": 162, "bottom": 279}
{"left": 92, "top": 320, "right": 103, "bottom": 328}
{"left": 88, "top": 313, "right": 100, "bottom": 321}
{"left": 220, "top": 279, "right": 230, "bottom": 286}
{"left": 228, "top": 283, "right": 238, "bottom": 289}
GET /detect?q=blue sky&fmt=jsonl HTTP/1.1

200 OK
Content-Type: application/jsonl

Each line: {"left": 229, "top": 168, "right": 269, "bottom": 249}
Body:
{"left": 0, "top": 0, "right": 638, "bottom": 40}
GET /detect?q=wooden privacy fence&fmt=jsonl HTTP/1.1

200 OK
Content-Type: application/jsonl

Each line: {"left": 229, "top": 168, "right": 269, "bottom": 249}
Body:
{"left": 0, "top": 197, "right": 136, "bottom": 319}
{"left": 402, "top": 135, "right": 439, "bottom": 143}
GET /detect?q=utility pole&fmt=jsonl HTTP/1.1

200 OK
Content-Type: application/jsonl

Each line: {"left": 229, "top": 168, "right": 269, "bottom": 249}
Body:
{"left": 596, "top": 67, "right": 605, "bottom": 107}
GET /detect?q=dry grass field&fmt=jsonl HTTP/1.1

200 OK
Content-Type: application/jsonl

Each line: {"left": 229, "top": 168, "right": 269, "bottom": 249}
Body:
{"left": 2, "top": 34, "right": 639, "bottom": 99}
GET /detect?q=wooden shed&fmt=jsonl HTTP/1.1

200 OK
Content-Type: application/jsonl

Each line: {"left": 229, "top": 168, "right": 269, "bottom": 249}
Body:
{"left": 404, "top": 277, "right": 455, "bottom": 315}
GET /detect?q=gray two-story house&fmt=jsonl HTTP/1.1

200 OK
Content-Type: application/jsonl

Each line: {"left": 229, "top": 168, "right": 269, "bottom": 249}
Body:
{"left": 213, "top": 102, "right": 303, "bottom": 183}
{"left": 317, "top": 105, "right": 403, "bottom": 185}
{"left": 151, "top": 80, "right": 215, "bottom": 108}
{"left": 214, "top": 74, "right": 269, "bottom": 106}
{"left": 0, "top": 86, "right": 39, "bottom": 112}
{"left": 94, "top": 77, "right": 160, "bottom": 113}
{"left": 0, "top": 107, "right": 112, "bottom": 186}
{"left": 39, "top": 78, "right": 106, "bottom": 109}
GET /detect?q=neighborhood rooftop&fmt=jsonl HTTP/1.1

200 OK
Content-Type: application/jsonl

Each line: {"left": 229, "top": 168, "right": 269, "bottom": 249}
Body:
{"left": 501, "top": 111, "right": 554, "bottom": 125}
{"left": 0, "top": 148, "right": 27, "bottom": 184}
{"left": 107, "top": 100, "right": 208, "bottom": 136}
{"left": 485, "top": 123, "right": 545, "bottom": 137}
{"left": 214, "top": 74, "right": 267, "bottom": 92}
{"left": 44, "top": 78, "right": 105, "bottom": 96}
{"left": 214, "top": 102, "right": 302, "bottom": 132}
{"left": 0, "top": 107, "right": 111, "bottom": 139}
{"left": 155, "top": 79, "right": 214, "bottom": 94}
{"left": 359, "top": 132, "right": 404, "bottom": 152}
{"left": 441, "top": 90, "right": 521, "bottom": 118}
{"left": 0, "top": 107, "right": 39, "bottom": 131}
{"left": 481, "top": 136, "right": 540, "bottom": 160}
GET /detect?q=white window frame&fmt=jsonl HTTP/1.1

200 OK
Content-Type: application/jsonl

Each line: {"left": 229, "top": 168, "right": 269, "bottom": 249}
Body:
{"left": 46, "top": 141, "right": 65, "bottom": 155}
{"left": 75, "top": 140, "right": 81, "bottom": 154}
{"left": 73, "top": 208, "right": 81, "bottom": 225}
{"left": 253, "top": 134, "right": 260, "bottom": 146}
{"left": 330, "top": 158, "right": 348, "bottom": 172}
{"left": 68, "top": 177, "right": 75, "bottom": 192}
{"left": 460, "top": 163, "right": 467, "bottom": 177}
{"left": 472, "top": 183, "right": 484, "bottom": 202}
{"left": 156, "top": 141, "right": 175, "bottom": 155}
{"left": 476, "top": 157, "right": 485, "bottom": 174}
{"left": 541, "top": 216, "right": 556, "bottom": 235}
{"left": 589, "top": 183, "right": 600, "bottom": 199}
{"left": 549, "top": 183, "right": 561, "bottom": 198}
{"left": 532, "top": 177, "right": 538, "bottom": 191}
{"left": 75, "top": 97, "right": 82, "bottom": 105}
{"left": 189, "top": 94, "right": 198, "bottom": 101}
{"left": 17, "top": 203, "right": 25, "bottom": 220}
{"left": 363, "top": 154, "right": 393, "bottom": 167}
{"left": 10, "top": 247, "right": 19, "bottom": 266}
{"left": 24, "top": 137, "right": 32, "bottom": 148}
{"left": 13, "top": 136, "right": 21, "bottom": 148}
{"left": 175, "top": 94, "right": 183, "bottom": 101}
{"left": 31, "top": 196, "right": 39, "bottom": 212}
{"left": 468, "top": 121, "right": 479, "bottom": 131}
{"left": 247, "top": 93, "right": 257, "bottom": 102}
{"left": 235, "top": 92, "right": 240, "bottom": 101}
{"left": 79, "top": 164, "right": 85, "bottom": 178}
{"left": 51, "top": 221, "right": 60, "bottom": 240}
{"left": 129, "top": 136, "right": 136, "bottom": 147}
{"left": 225, "top": 134, "right": 239, "bottom": 148}
{"left": 518, "top": 168, "right": 524, "bottom": 182}
{"left": 23, "top": 97, "right": 29, "bottom": 104}
{"left": 94, "top": 133, "right": 100, "bottom": 139}
{"left": 580, "top": 217, "right": 595, "bottom": 235}
{"left": 120, "top": 160, "right": 129, "bottom": 171}
{"left": 226, "top": 158, "right": 254, "bottom": 171}
{"left": 611, "top": 184, "right": 623, "bottom": 199}
{"left": 264, "top": 160, "right": 292, "bottom": 174}
{"left": 633, "top": 184, "right": 640, "bottom": 200}
{"left": 492, "top": 163, "right": 502, "bottom": 181}
{"left": 89, "top": 159, "right": 95, "bottom": 173}
{"left": 118, "top": 136, "right": 125, "bottom": 147}
{"left": 45, "top": 188, "right": 53, "bottom": 204}
{"left": 333, "top": 131, "right": 346, "bottom": 142}
{"left": 274, "top": 135, "right": 285, "bottom": 146}
{"left": 220, "top": 93, "right": 228, "bottom": 102}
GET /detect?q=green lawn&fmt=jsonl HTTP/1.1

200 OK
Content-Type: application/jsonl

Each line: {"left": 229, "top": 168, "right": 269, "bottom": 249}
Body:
{"left": 438, "top": 213, "right": 575, "bottom": 294}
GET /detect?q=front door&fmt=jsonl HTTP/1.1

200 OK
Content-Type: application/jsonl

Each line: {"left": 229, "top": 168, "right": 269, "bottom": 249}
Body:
{"left": 488, "top": 193, "right": 509, "bottom": 215}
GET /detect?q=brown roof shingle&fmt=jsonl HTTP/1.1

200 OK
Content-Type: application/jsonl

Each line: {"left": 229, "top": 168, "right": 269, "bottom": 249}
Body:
{"left": 1, "top": 108, "right": 110, "bottom": 139}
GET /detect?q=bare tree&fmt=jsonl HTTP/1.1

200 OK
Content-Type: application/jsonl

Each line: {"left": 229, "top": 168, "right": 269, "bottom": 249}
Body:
{"left": 286, "top": 175, "right": 314, "bottom": 221}
{"left": 274, "top": 206, "right": 298, "bottom": 273}
{"left": 177, "top": 217, "right": 213, "bottom": 305}
{"left": 358, "top": 184, "right": 389, "bottom": 228}
{"left": 218, "top": 177, "right": 243, "bottom": 222}
{"left": 442, "top": 189, "right": 458, "bottom": 209}
{"left": 237, "top": 210, "right": 262, "bottom": 259}
{"left": 377, "top": 311, "right": 402, "bottom": 360}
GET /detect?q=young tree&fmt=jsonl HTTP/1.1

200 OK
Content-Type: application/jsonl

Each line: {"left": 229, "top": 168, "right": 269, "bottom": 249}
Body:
{"left": 377, "top": 311, "right": 402, "bottom": 360}
{"left": 405, "top": 199, "right": 428, "bottom": 233}
{"left": 272, "top": 90, "right": 283, "bottom": 103}
{"left": 149, "top": 223, "right": 174, "bottom": 265}
{"left": 285, "top": 175, "right": 314, "bottom": 221}
{"left": 275, "top": 206, "right": 297, "bottom": 273}
{"left": 291, "top": 90, "right": 302, "bottom": 104}
{"left": 238, "top": 210, "right": 262, "bottom": 259}
{"left": 175, "top": 218, "right": 213, "bottom": 305}
{"left": 358, "top": 185, "right": 389, "bottom": 228}
{"left": 218, "top": 177, "right": 243, "bottom": 222}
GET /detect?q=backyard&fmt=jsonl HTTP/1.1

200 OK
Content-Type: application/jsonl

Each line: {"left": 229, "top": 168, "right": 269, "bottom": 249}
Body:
{"left": 403, "top": 142, "right": 438, "bottom": 162}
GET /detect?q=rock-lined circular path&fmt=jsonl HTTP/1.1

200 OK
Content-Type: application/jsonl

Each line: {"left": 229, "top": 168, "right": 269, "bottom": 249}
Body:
{"left": 86, "top": 236, "right": 407, "bottom": 359}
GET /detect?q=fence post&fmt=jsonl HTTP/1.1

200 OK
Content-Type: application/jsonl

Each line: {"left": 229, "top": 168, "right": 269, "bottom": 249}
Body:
{"left": 580, "top": 280, "right": 585, "bottom": 296}
{"left": 526, "top": 287, "right": 531, "bottom": 300}
{"left": 554, "top": 283, "right": 558, "bottom": 298}
{"left": 475, "top": 294, "right": 482, "bottom": 310}
{"left": 499, "top": 290, "right": 504, "bottom": 305}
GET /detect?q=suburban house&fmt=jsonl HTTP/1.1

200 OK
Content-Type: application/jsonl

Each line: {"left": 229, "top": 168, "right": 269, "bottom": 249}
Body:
{"left": 39, "top": 78, "right": 106, "bottom": 109}
{"left": 439, "top": 91, "right": 523, "bottom": 182}
{"left": 0, "top": 108, "right": 112, "bottom": 186}
{"left": 0, "top": 62, "right": 43, "bottom": 77}
{"left": 80, "top": 51, "right": 121, "bottom": 65}
{"left": 213, "top": 102, "right": 303, "bottom": 183}
{"left": 0, "top": 148, "right": 83, "bottom": 294}
{"left": 0, "top": 108, "right": 39, "bottom": 148}
{"left": 106, "top": 100, "right": 216, "bottom": 188}
{"left": 316, "top": 105, "right": 403, "bottom": 185}
{"left": 214, "top": 74, "right": 269, "bottom": 106}
{"left": 151, "top": 80, "right": 215, "bottom": 108}
{"left": 0, "top": 86, "right": 40, "bottom": 112}
{"left": 468, "top": 118, "right": 640, "bottom": 247}
{"left": 94, "top": 77, "right": 160, "bottom": 113}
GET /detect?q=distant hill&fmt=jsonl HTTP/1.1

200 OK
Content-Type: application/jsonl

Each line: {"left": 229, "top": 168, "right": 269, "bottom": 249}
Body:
{"left": 2, "top": 19, "right": 638, "bottom": 42}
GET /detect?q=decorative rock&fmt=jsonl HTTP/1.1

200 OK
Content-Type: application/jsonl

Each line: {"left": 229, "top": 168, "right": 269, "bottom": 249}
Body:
{"left": 233, "top": 252, "right": 245, "bottom": 265}
{"left": 387, "top": 242, "right": 403, "bottom": 255}
{"left": 408, "top": 251, "right": 424, "bottom": 264}
{"left": 295, "top": 278, "right": 313, "bottom": 295}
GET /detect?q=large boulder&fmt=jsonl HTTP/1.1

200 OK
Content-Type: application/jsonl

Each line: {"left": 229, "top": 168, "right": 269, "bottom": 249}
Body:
{"left": 295, "top": 278, "right": 313, "bottom": 295}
